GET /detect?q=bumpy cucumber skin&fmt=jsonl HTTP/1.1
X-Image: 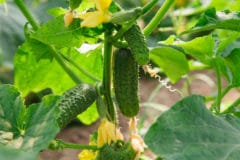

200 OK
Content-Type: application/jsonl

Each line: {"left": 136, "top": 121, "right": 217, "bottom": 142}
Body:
{"left": 57, "top": 84, "right": 97, "bottom": 127}
{"left": 113, "top": 48, "right": 139, "bottom": 117}
{"left": 124, "top": 24, "right": 149, "bottom": 65}
{"left": 96, "top": 141, "right": 136, "bottom": 160}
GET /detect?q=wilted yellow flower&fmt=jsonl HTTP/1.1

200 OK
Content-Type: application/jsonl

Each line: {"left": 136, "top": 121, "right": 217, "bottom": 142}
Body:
{"left": 142, "top": 65, "right": 160, "bottom": 77}
{"left": 128, "top": 117, "right": 146, "bottom": 159}
{"left": 129, "top": 117, "right": 138, "bottom": 134}
{"left": 64, "top": 10, "right": 74, "bottom": 27}
{"left": 97, "top": 119, "right": 123, "bottom": 147}
{"left": 79, "top": 0, "right": 112, "bottom": 27}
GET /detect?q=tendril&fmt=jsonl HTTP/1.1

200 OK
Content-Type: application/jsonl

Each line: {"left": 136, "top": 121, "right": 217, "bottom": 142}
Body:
{"left": 142, "top": 65, "right": 183, "bottom": 97}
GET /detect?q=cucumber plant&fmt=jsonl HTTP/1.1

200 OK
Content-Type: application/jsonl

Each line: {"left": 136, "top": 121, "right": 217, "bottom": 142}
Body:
{"left": 1, "top": 0, "right": 240, "bottom": 160}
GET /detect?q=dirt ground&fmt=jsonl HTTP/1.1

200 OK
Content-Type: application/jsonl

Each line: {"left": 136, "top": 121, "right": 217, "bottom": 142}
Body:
{"left": 39, "top": 70, "right": 240, "bottom": 160}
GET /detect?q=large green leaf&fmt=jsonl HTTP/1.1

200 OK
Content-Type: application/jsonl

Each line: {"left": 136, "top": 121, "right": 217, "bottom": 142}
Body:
{"left": 0, "top": 145, "right": 37, "bottom": 160}
{"left": 14, "top": 41, "right": 103, "bottom": 96}
{"left": 0, "top": 84, "right": 60, "bottom": 153}
{"left": 150, "top": 46, "right": 189, "bottom": 83}
{"left": 145, "top": 95, "right": 240, "bottom": 160}
{"left": 176, "top": 35, "right": 214, "bottom": 65}
{"left": 182, "top": 8, "right": 240, "bottom": 34}
{"left": 14, "top": 43, "right": 75, "bottom": 95}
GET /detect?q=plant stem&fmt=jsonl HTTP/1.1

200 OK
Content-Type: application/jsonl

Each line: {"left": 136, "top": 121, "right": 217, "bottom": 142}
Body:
{"left": 142, "top": 0, "right": 159, "bottom": 15}
{"left": 50, "top": 46, "right": 82, "bottom": 84}
{"left": 14, "top": 0, "right": 39, "bottom": 30}
{"left": 143, "top": 0, "right": 174, "bottom": 36}
{"left": 111, "top": 19, "right": 137, "bottom": 42}
{"left": 49, "top": 139, "right": 99, "bottom": 150}
{"left": 221, "top": 85, "right": 232, "bottom": 99}
{"left": 210, "top": 62, "right": 222, "bottom": 113}
{"left": 61, "top": 53, "right": 101, "bottom": 82}
{"left": 103, "top": 31, "right": 116, "bottom": 122}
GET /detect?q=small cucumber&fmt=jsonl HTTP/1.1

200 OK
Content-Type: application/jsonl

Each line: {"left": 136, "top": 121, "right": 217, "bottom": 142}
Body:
{"left": 113, "top": 48, "right": 139, "bottom": 117}
{"left": 57, "top": 83, "right": 97, "bottom": 127}
{"left": 124, "top": 24, "right": 149, "bottom": 65}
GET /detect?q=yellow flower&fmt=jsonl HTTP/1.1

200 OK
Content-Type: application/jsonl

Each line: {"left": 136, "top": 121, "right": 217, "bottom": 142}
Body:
{"left": 78, "top": 150, "right": 97, "bottom": 160}
{"left": 78, "top": 119, "right": 124, "bottom": 160}
{"left": 97, "top": 119, "right": 123, "bottom": 147}
{"left": 79, "top": 0, "right": 112, "bottom": 27}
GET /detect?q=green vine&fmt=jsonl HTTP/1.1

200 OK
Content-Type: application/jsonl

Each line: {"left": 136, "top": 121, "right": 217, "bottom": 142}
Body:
{"left": 103, "top": 31, "right": 116, "bottom": 122}
{"left": 143, "top": 0, "right": 175, "bottom": 36}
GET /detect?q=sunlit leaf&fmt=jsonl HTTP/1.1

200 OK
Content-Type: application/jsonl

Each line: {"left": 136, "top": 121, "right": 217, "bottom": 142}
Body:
{"left": 14, "top": 44, "right": 75, "bottom": 95}
{"left": 210, "top": 0, "right": 240, "bottom": 11}
{"left": 145, "top": 95, "right": 240, "bottom": 160}
{"left": 14, "top": 42, "right": 103, "bottom": 96}
{"left": 176, "top": 35, "right": 214, "bottom": 65}
{"left": 150, "top": 46, "right": 189, "bottom": 83}
{"left": 77, "top": 102, "right": 99, "bottom": 125}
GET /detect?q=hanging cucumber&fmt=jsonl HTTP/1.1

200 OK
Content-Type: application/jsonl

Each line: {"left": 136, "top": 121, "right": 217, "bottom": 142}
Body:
{"left": 124, "top": 24, "right": 149, "bottom": 65}
{"left": 113, "top": 48, "right": 139, "bottom": 117}
{"left": 57, "top": 83, "right": 97, "bottom": 127}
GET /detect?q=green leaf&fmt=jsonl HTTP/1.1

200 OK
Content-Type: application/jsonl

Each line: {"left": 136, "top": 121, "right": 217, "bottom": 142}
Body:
{"left": 0, "top": 85, "right": 60, "bottom": 153}
{"left": 14, "top": 42, "right": 103, "bottom": 95}
{"left": 69, "top": 0, "right": 82, "bottom": 10}
{"left": 77, "top": 102, "right": 99, "bottom": 125}
{"left": 31, "top": 16, "right": 102, "bottom": 48}
{"left": 150, "top": 46, "right": 189, "bottom": 83}
{"left": 223, "top": 48, "right": 240, "bottom": 87}
{"left": 21, "top": 96, "right": 60, "bottom": 152}
{"left": 25, "top": 38, "right": 54, "bottom": 61}
{"left": 176, "top": 35, "right": 214, "bottom": 65}
{"left": 210, "top": 0, "right": 240, "bottom": 11}
{"left": 47, "top": 7, "right": 66, "bottom": 17}
{"left": 14, "top": 44, "right": 75, "bottom": 95}
{"left": 0, "top": 3, "right": 25, "bottom": 62}
{"left": 182, "top": 8, "right": 240, "bottom": 34}
{"left": 0, "top": 84, "right": 24, "bottom": 135}
{"left": 216, "top": 30, "right": 240, "bottom": 55}
{"left": 0, "top": 145, "right": 37, "bottom": 160}
{"left": 145, "top": 95, "right": 240, "bottom": 160}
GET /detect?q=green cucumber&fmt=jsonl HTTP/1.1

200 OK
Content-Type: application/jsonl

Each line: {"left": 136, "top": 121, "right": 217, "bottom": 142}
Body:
{"left": 57, "top": 83, "right": 97, "bottom": 127}
{"left": 124, "top": 24, "right": 149, "bottom": 65}
{"left": 113, "top": 48, "right": 139, "bottom": 117}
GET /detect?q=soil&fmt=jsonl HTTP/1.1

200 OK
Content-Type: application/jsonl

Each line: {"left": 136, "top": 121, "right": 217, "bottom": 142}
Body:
{"left": 39, "top": 70, "right": 240, "bottom": 160}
